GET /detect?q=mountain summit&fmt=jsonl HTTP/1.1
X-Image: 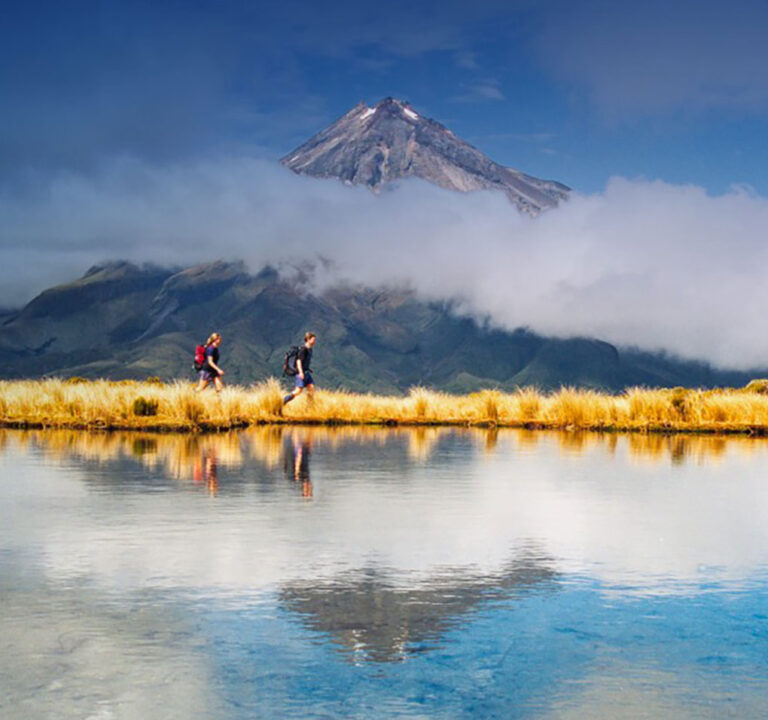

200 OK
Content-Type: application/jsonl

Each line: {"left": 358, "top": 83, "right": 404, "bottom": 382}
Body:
{"left": 282, "top": 97, "right": 570, "bottom": 214}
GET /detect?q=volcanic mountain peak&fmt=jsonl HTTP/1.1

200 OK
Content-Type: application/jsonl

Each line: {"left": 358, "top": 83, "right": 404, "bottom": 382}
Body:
{"left": 282, "top": 97, "right": 570, "bottom": 214}
{"left": 360, "top": 97, "right": 421, "bottom": 122}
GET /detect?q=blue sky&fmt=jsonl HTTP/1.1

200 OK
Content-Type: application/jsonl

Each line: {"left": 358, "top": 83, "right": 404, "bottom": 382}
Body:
{"left": 4, "top": 0, "right": 768, "bottom": 194}
{"left": 4, "top": 0, "right": 768, "bottom": 366}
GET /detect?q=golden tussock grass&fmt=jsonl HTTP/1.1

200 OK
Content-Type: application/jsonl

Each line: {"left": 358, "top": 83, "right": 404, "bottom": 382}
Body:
{"left": 3, "top": 378, "right": 768, "bottom": 435}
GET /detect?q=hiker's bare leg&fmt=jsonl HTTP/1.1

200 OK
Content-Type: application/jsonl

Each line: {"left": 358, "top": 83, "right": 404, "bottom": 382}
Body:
{"left": 213, "top": 376, "right": 224, "bottom": 393}
{"left": 196, "top": 378, "right": 209, "bottom": 392}
{"left": 284, "top": 384, "right": 307, "bottom": 405}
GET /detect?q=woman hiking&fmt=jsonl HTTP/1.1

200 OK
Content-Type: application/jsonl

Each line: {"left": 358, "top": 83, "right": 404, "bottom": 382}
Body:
{"left": 196, "top": 332, "right": 225, "bottom": 393}
{"left": 283, "top": 332, "right": 317, "bottom": 405}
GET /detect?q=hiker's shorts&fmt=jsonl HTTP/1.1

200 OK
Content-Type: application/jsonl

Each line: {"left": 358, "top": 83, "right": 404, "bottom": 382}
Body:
{"left": 200, "top": 368, "right": 220, "bottom": 382}
{"left": 295, "top": 371, "right": 314, "bottom": 388}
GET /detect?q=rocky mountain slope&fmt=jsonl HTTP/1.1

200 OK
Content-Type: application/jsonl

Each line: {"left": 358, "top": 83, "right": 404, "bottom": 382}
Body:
{"left": 282, "top": 98, "right": 570, "bottom": 215}
{"left": 0, "top": 261, "right": 760, "bottom": 392}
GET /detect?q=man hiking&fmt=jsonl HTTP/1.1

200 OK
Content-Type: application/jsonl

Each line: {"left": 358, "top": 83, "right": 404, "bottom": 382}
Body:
{"left": 283, "top": 332, "right": 317, "bottom": 405}
{"left": 196, "top": 332, "right": 225, "bottom": 393}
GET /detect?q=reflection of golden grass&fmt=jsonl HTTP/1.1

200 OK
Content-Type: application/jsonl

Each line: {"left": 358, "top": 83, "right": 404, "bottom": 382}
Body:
{"left": 5, "top": 379, "right": 768, "bottom": 435}
{"left": 7, "top": 428, "right": 246, "bottom": 482}
{"left": 406, "top": 427, "right": 445, "bottom": 463}
{"left": 625, "top": 432, "right": 733, "bottom": 466}
{"left": 245, "top": 426, "right": 286, "bottom": 469}
{"left": 3, "top": 424, "right": 766, "bottom": 473}
{"left": 513, "top": 429, "right": 540, "bottom": 452}
{"left": 483, "top": 427, "right": 499, "bottom": 454}
{"left": 556, "top": 431, "right": 593, "bottom": 455}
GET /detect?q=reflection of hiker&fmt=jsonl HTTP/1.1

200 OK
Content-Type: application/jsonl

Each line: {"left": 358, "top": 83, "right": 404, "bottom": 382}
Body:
{"left": 283, "top": 332, "right": 317, "bottom": 405}
{"left": 196, "top": 332, "right": 225, "bottom": 393}
{"left": 205, "top": 454, "right": 218, "bottom": 495}
{"left": 192, "top": 448, "right": 219, "bottom": 495}
{"left": 284, "top": 434, "right": 313, "bottom": 498}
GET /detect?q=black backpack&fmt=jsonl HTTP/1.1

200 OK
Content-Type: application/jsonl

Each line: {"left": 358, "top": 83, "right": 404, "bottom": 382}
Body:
{"left": 283, "top": 346, "right": 300, "bottom": 376}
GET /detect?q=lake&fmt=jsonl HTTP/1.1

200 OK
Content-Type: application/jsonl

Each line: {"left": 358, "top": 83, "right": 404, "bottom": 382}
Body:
{"left": 2, "top": 427, "right": 768, "bottom": 718}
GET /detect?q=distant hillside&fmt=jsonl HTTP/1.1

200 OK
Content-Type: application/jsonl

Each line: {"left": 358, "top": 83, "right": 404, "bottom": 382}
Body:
{"left": 0, "top": 261, "right": 762, "bottom": 392}
{"left": 282, "top": 97, "right": 570, "bottom": 215}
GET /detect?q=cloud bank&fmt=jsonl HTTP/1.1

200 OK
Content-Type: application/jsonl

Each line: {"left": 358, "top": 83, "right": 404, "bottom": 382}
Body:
{"left": 2, "top": 157, "right": 768, "bottom": 368}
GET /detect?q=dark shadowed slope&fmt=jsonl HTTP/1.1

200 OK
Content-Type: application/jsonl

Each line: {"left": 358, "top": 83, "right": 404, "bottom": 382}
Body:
{"left": 0, "top": 262, "right": 762, "bottom": 392}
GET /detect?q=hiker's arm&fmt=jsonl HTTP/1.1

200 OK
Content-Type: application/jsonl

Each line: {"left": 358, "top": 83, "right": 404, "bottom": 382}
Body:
{"left": 297, "top": 358, "right": 304, "bottom": 378}
{"left": 209, "top": 358, "right": 225, "bottom": 375}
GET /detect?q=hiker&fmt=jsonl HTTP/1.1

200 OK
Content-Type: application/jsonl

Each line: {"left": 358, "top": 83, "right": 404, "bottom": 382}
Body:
{"left": 196, "top": 332, "right": 225, "bottom": 392}
{"left": 283, "top": 331, "right": 317, "bottom": 405}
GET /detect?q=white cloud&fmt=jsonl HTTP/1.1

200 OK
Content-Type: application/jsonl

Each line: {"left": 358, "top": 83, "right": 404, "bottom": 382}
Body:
{"left": 2, "top": 157, "right": 768, "bottom": 368}
{"left": 451, "top": 80, "right": 505, "bottom": 103}
{"left": 454, "top": 50, "right": 479, "bottom": 70}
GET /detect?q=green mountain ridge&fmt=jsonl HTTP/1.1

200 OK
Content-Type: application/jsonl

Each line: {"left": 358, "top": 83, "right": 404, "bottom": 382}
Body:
{"left": 1, "top": 260, "right": 762, "bottom": 392}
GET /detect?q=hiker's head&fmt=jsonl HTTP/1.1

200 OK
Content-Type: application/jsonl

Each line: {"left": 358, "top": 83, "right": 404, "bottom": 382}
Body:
{"left": 206, "top": 332, "right": 222, "bottom": 347}
{"left": 304, "top": 331, "right": 317, "bottom": 347}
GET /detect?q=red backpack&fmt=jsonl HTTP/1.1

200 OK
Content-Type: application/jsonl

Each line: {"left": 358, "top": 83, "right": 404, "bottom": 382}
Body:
{"left": 193, "top": 344, "right": 206, "bottom": 371}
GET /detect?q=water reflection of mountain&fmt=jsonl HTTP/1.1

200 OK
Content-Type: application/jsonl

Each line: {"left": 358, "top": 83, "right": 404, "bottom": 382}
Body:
{"left": 280, "top": 551, "right": 558, "bottom": 663}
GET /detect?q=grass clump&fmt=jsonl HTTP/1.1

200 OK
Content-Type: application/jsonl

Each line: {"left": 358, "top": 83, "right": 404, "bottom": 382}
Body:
{"left": 669, "top": 387, "right": 690, "bottom": 421}
{"left": 479, "top": 390, "right": 501, "bottom": 424}
{"left": 132, "top": 396, "right": 159, "bottom": 417}
{"left": 514, "top": 387, "right": 541, "bottom": 423}
{"left": 248, "top": 378, "right": 284, "bottom": 419}
{"left": 3, "top": 378, "right": 768, "bottom": 435}
{"left": 409, "top": 387, "right": 432, "bottom": 420}
{"left": 744, "top": 379, "right": 768, "bottom": 395}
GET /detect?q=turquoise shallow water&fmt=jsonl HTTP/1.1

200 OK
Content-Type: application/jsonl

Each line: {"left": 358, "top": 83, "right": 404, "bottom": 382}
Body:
{"left": 2, "top": 428, "right": 768, "bottom": 718}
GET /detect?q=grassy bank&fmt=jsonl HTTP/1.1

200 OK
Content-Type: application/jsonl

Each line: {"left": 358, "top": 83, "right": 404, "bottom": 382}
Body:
{"left": 2, "top": 378, "right": 768, "bottom": 435}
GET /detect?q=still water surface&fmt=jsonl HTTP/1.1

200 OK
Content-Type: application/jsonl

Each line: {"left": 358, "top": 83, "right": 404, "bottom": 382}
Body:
{"left": 2, "top": 427, "right": 768, "bottom": 718}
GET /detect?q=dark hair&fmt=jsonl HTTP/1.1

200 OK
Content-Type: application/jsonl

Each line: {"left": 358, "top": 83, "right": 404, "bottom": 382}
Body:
{"left": 304, "top": 331, "right": 316, "bottom": 342}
